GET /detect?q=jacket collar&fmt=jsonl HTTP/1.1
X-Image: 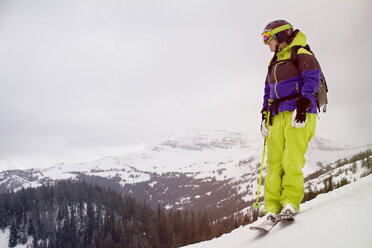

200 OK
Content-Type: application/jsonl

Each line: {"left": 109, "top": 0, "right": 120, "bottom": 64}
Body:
{"left": 275, "top": 30, "right": 307, "bottom": 61}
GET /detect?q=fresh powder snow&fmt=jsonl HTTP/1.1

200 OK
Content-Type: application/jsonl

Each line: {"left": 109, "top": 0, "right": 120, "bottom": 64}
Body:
{"left": 183, "top": 174, "right": 372, "bottom": 248}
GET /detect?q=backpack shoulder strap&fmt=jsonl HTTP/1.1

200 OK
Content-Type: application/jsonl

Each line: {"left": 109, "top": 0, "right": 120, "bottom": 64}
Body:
{"left": 291, "top": 45, "right": 313, "bottom": 62}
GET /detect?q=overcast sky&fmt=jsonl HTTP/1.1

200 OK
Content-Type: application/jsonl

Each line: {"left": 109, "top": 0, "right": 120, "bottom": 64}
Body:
{"left": 0, "top": 0, "right": 371, "bottom": 170}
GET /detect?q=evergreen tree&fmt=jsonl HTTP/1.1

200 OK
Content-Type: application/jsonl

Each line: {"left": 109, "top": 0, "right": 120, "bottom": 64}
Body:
{"left": 198, "top": 212, "right": 211, "bottom": 240}
{"left": 149, "top": 216, "right": 160, "bottom": 248}
{"left": 190, "top": 211, "right": 197, "bottom": 244}
{"left": 9, "top": 218, "right": 19, "bottom": 247}
{"left": 103, "top": 233, "right": 117, "bottom": 248}
{"left": 84, "top": 200, "right": 94, "bottom": 246}
{"left": 173, "top": 210, "right": 183, "bottom": 245}
{"left": 182, "top": 211, "right": 190, "bottom": 245}
{"left": 158, "top": 206, "right": 170, "bottom": 248}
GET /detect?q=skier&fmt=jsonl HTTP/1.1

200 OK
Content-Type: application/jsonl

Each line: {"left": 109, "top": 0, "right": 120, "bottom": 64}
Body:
{"left": 260, "top": 20, "right": 320, "bottom": 221}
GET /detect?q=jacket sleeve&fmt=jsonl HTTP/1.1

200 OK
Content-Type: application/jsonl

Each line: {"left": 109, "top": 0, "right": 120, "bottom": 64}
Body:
{"left": 296, "top": 49, "right": 320, "bottom": 101}
{"left": 262, "top": 74, "right": 270, "bottom": 110}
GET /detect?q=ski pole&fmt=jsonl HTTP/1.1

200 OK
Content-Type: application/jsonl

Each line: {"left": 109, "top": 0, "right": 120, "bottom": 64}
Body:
{"left": 253, "top": 110, "right": 271, "bottom": 210}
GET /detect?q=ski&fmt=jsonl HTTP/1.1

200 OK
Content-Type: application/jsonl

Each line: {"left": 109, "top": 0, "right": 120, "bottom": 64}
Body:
{"left": 250, "top": 212, "right": 295, "bottom": 233}
{"left": 249, "top": 218, "right": 280, "bottom": 233}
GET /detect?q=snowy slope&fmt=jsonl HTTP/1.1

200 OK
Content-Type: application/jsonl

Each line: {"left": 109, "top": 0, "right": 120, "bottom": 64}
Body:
{"left": 183, "top": 174, "right": 372, "bottom": 248}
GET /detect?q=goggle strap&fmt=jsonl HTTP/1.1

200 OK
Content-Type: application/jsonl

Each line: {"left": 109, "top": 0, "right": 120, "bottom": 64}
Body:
{"left": 269, "top": 24, "right": 293, "bottom": 36}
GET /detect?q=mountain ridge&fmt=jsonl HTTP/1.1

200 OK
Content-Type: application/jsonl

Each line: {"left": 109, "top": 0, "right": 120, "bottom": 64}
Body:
{"left": 0, "top": 129, "right": 370, "bottom": 215}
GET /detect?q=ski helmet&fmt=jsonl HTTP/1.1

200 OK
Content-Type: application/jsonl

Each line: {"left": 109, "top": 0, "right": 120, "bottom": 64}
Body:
{"left": 262, "top": 20, "right": 294, "bottom": 44}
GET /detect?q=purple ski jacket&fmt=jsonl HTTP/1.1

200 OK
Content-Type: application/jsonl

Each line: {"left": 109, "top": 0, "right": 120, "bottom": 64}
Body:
{"left": 262, "top": 30, "right": 320, "bottom": 116}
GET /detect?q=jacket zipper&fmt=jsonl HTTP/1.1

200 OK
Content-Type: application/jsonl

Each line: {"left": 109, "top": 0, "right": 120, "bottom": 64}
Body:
{"left": 274, "top": 61, "right": 284, "bottom": 98}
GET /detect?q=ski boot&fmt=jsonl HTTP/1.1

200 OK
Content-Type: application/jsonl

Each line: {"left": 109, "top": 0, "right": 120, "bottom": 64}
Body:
{"left": 277, "top": 204, "right": 297, "bottom": 221}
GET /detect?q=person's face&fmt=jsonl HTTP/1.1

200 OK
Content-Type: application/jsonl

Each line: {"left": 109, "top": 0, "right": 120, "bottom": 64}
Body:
{"left": 267, "top": 38, "right": 277, "bottom": 52}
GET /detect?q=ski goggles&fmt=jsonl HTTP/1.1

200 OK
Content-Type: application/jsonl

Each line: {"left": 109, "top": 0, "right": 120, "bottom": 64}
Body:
{"left": 261, "top": 24, "right": 293, "bottom": 44}
{"left": 262, "top": 32, "right": 274, "bottom": 44}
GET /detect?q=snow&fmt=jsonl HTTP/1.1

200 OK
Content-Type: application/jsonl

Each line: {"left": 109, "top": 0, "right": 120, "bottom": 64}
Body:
{"left": 0, "top": 229, "right": 8, "bottom": 247}
{"left": 183, "top": 174, "right": 372, "bottom": 248}
{"left": 149, "top": 181, "right": 158, "bottom": 188}
{"left": 0, "top": 228, "right": 33, "bottom": 248}
{"left": 122, "top": 132, "right": 369, "bottom": 184}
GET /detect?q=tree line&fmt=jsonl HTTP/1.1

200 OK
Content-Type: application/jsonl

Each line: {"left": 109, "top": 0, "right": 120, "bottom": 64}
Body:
{"left": 304, "top": 149, "right": 371, "bottom": 182}
{"left": 0, "top": 180, "right": 212, "bottom": 248}
{"left": 303, "top": 150, "right": 372, "bottom": 202}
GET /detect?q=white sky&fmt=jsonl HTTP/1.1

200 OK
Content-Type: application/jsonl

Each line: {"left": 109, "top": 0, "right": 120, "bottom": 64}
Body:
{"left": 0, "top": 0, "right": 371, "bottom": 170}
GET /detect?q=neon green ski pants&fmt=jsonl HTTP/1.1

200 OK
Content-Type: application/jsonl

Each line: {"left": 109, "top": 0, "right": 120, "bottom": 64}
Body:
{"left": 264, "top": 111, "right": 316, "bottom": 214}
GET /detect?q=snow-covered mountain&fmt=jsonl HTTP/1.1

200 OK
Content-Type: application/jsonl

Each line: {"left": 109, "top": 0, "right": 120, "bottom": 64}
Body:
{"left": 0, "top": 129, "right": 370, "bottom": 214}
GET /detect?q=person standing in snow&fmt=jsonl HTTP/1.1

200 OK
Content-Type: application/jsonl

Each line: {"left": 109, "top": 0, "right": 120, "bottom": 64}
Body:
{"left": 260, "top": 20, "right": 320, "bottom": 219}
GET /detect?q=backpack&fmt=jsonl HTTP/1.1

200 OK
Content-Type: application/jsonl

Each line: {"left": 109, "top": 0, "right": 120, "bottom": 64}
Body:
{"left": 291, "top": 45, "right": 328, "bottom": 113}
